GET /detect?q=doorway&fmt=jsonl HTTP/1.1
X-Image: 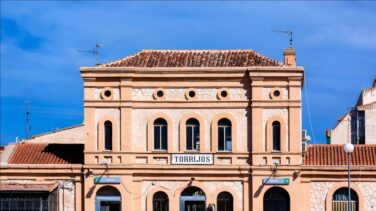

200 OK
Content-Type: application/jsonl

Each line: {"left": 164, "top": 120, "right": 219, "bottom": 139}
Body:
{"left": 96, "top": 186, "right": 121, "bottom": 211}
{"left": 263, "top": 187, "right": 290, "bottom": 211}
{"left": 180, "top": 187, "right": 206, "bottom": 211}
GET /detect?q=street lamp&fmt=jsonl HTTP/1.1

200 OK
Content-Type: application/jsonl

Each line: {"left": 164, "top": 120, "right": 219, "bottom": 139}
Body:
{"left": 344, "top": 143, "right": 354, "bottom": 211}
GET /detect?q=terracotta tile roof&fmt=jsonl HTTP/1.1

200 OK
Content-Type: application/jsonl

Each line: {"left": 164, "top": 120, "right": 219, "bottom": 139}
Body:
{"left": 100, "top": 49, "right": 282, "bottom": 68}
{"left": 303, "top": 144, "right": 376, "bottom": 166}
{"left": 8, "top": 143, "right": 83, "bottom": 164}
{"left": 0, "top": 182, "right": 59, "bottom": 192}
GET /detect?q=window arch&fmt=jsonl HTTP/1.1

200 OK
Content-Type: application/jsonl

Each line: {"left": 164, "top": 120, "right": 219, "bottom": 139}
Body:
{"left": 332, "top": 187, "right": 358, "bottom": 211}
{"left": 217, "top": 192, "right": 233, "bottom": 211}
{"left": 153, "top": 191, "right": 169, "bottom": 211}
{"left": 218, "top": 118, "right": 232, "bottom": 151}
{"left": 104, "top": 121, "right": 113, "bottom": 150}
{"left": 186, "top": 118, "right": 200, "bottom": 150}
{"left": 272, "top": 121, "right": 281, "bottom": 151}
{"left": 154, "top": 118, "right": 168, "bottom": 150}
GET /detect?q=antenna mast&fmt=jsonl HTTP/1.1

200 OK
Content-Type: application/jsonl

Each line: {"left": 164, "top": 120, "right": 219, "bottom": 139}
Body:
{"left": 25, "top": 100, "right": 31, "bottom": 139}
{"left": 78, "top": 42, "right": 104, "bottom": 66}
{"left": 272, "top": 29, "right": 293, "bottom": 48}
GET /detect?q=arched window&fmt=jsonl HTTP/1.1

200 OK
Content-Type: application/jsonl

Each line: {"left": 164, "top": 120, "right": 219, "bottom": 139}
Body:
{"left": 218, "top": 118, "right": 232, "bottom": 151}
{"left": 332, "top": 187, "right": 358, "bottom": 211}
{"left": 104, "top": 121, "right": 113, "bottom": 150}
{"left": 186, "top": 118, "right": 200, "bottom": 150}
{"left": 153, "top": 191, "right": 169, "bottom": 211}
{"left": 217, "top": 192, "right": 233, "bottom": 211}
{"left": 96, "top": 186, "right": 121, "bottom": 211}
{"left": 263, "top": 187, "right": 290, "bottom": 211}
{"left": 154, "top": 118, "right": 168, "bottom": 150}
{"left": 272, "top": 121, "right": 281, "bottom": 151}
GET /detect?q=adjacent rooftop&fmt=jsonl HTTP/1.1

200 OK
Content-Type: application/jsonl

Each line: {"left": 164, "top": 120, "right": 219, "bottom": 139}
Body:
{"left": 303, "top": 144, "right": 376, "bottom": 166}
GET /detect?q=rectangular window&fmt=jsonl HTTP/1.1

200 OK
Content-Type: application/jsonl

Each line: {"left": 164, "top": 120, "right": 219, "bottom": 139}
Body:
{"left": 218, "top": 126, "right": 232, "bottom": 151}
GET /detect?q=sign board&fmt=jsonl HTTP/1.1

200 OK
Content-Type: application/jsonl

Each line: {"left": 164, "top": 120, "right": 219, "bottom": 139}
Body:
{"left": 171, "top": 154, "right": 213, "bottom": 165}
{"left": 262, "top": 178, "right": 290, "bottom": 185}
{"left": 94, "top": 176, "right": 121, "bottom": 184}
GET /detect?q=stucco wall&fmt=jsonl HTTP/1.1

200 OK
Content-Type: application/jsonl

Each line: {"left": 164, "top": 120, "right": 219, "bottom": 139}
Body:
{"left": 132, "top": 108, "right": 249, "bottom": 152}
{"left": 132, "top": 88, "right": 249, "bottom": 101}
{"left": 330, "top": 114, "right": 351, "bottom": 144}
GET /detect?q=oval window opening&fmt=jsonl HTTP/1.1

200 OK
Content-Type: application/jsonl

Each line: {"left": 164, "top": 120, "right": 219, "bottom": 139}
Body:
{"left": 273, "top": 90, "right": 280, "bottom": 97}
{"left": 221, "top": 90, "right": 228, "bottom": 98}
{"left": 157, "top": 90, "right": 164, "bottom": 97}
{"left": 189, "top": 91, "right": 196, "bottom": 98}
{"left": 104, "top": 90, "right": 112, "bottom": 97}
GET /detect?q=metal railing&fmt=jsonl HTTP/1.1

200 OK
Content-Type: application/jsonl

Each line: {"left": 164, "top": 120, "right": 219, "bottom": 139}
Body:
{"left": 332, "top": 201, "right": 357, "bottom": 211}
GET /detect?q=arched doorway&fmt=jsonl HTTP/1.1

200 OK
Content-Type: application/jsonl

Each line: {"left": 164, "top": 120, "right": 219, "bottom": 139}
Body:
{"left": 95, "top": 186, "right": 121, "bottom": 211}
{"left": 263, "top": 187, "right": 290, "bottom": 211}
{"left": 332, "top": 187, "right": 358, "bottom": 211}
{"left": 180, "top": 187, "right": 206, "bottom": 211}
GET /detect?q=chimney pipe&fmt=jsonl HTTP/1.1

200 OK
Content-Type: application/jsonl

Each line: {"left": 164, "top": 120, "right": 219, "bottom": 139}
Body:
{"left": 283, "top": 48, "right": 296, "bottom": 67}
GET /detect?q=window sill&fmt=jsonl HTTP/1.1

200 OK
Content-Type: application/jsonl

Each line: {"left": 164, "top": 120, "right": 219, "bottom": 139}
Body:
{"left": 151, "top": 150, "right": 168, "bottom": 153}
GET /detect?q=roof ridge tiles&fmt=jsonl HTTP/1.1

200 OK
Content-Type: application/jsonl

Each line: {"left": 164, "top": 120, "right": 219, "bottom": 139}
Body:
{"left": 98, "top": 49, "right": 282, "bottom": 68}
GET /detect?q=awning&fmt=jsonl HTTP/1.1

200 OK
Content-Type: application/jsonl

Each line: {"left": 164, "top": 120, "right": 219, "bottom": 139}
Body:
{"left": 0, "top": 182, "right": 59, "bottom": 192}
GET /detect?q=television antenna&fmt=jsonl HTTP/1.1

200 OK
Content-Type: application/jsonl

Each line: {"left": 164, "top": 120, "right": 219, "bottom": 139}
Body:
{"left": 25, "top": 100, "right": 31, "bottom": 139}
{"left": 78, "top": 42, "right": 104, "bottom": 66}
{"left": 272, "top": 29, "right": 293, "bottom": 48}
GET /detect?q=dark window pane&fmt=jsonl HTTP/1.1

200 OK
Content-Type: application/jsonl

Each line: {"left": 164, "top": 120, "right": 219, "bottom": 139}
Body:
{"left": 272, "top": 121, "right": 281, "bottom": 151}
{"left": 154, "top": 126, "right": 161, "bottom": 150}
{"left": 226, "top": 127, "right": 232, "bottom": 151}
{"left": 218, "top": 127, "right": 224, "bottom": 151}
{"left": 194, "top": 126, "right": 200, "bottom": 150}
{"left": 104, "top": 121, "right": 113, "bottom": 150}
{"left": 187, "top": 127, "right": 193, "bottom": 150}
{"left": 161, "top": 125, "right": 167, "bottom": 150}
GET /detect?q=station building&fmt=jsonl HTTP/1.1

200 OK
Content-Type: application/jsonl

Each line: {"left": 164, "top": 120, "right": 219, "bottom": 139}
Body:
{"left": 1, "top": 49, "right": 376, "bottom": 211}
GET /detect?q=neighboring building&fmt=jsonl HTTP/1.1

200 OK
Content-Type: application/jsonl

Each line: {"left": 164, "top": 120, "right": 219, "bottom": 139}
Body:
{"left": 329, "top": 78, "right": 376, "bottom": 145}
{"left": 1, "top": 48, "right": 376, "bottom": 211}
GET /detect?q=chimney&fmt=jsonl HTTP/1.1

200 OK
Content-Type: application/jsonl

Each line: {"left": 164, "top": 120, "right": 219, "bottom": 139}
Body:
{"left": 283, "top": 48, "right": 296, "bottom": 67}
{"left": 373, "top": 77, "right": 376, "bottom": 88}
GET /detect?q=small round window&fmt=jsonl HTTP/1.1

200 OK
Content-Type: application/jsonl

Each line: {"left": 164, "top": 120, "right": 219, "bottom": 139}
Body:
{"left": 153, "top": 88, "right": 166, "bottom": 100}
{"left": 270, "top": 88, "right": 283, "bottom": 100}
{"left": 185, "top": 88, "right": 198, "bottom": 100}
{"left": 217, "top": 88, "right": 230, "bottom": 100}
{"left": 100, "top": 88, "right": 114, "bottom": 100}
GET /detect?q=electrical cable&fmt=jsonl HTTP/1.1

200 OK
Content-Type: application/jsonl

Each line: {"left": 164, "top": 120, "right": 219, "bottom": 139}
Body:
{"left": 304, "top": 76, "right": 317, "bottom": 144}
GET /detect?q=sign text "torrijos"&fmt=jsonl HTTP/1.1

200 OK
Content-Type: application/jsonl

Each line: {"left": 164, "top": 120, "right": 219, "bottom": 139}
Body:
{"left": 171, "top": 154, "right": 213, "bottom": 165}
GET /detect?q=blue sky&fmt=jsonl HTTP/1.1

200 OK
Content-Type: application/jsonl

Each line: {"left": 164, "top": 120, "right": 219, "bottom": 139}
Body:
{"left": 1, "top": 1, "right": 375, "bottom": 145}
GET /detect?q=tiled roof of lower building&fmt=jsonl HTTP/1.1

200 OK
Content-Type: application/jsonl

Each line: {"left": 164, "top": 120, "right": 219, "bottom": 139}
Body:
{"left": 303, "top": 144, "right": 376, "bottom": 166}
{"left": 8, "top": 143, "right": 84, "bottom": 164}
{"left": 100, "top": 49, "right": 282, "bottom": 68}
{"left": 0, "top": 182, "right": 59, "bottom": 192}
